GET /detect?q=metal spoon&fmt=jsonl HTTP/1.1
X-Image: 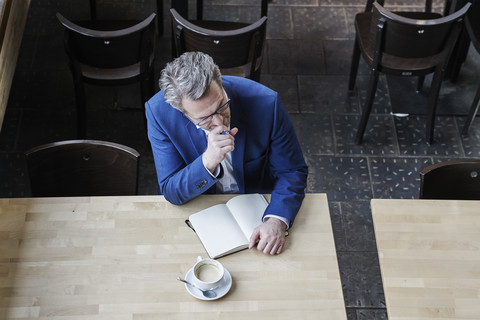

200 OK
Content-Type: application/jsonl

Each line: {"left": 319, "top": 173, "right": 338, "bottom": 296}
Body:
{"left": 176, "top": 276, "right": 217, "bottom": 298}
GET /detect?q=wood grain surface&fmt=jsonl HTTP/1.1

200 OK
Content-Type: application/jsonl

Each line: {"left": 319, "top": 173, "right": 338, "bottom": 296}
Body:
{"left": 0, "top": 193, "right": 346, "bottom": 319}
{"left": 372, "top": 199, "right": 480, "bottom": 320}
{"left": 0, "top": 0, "right": 30, "bottom": 131}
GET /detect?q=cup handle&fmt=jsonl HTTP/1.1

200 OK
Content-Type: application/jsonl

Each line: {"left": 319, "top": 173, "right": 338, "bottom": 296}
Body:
{"left": 197, "top": 256, "right": 203, "bottom": 262}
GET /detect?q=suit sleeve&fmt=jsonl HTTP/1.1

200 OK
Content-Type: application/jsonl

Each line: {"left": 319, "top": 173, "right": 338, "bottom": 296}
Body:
{"left": 145, "top": 101, "right": 221, "bottom": 205}
{"left": 263, "top": 94, "right": 308, "bottom": 228}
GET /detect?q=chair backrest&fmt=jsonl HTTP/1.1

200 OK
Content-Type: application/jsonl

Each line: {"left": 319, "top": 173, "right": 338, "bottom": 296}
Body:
{"left": 370, "top": 2, "right": 470, "bottom": 60}
{"left": 56, "top": 12, "right": 156, "bottom": 70}
{"left": 419, "top": 159, "right": 480, "bottom": 200}
{"left": 25, "top": 140, "right": 140, "bottom": 197}
{"left": 171, "top": 8, "right": 267, "bottom": 81}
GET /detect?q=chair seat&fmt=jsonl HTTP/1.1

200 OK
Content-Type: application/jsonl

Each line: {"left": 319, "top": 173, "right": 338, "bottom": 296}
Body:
{"left": 76, "top": 19, "right": 142, "bottom": 31}
{"left": 355, "top": 11, "right": 444, "bottom": 76}
{"left": 81, "top": 62, "right": 143, "bottom": 82}
{"left": 81, "top": 54, "right": 155, "bottom": 82}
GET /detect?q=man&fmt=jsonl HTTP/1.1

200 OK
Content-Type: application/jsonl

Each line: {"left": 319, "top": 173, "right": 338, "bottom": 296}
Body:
{"left": 145, "top": 52, "right": 307, "bottom": 255}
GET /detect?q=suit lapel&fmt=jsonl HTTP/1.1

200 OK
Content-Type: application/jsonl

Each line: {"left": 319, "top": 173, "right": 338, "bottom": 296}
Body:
{"left": 231, "top": 117, "right": 246, "bottom": 193}
{"left": 184, "top": 121, "right": 206, "bottom": 158}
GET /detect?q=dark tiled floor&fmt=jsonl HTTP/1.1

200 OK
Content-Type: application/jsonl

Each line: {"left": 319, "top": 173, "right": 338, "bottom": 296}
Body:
{"left": 2, "top": 0, "right": 480, "bottom": 319}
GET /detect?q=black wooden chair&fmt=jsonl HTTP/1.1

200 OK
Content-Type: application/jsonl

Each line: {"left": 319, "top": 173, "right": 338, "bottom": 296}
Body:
{"left": 171, "top": 8, "right": 267, "bottom": 82}
{"left": 462, "top": 0, "right": 480, "bottom": 136}
{"left": 419, "top": 159, "right": 480, "bottom": 200}
{"left": 350, "top": 0, "right": 442, "bottom": 97}
{"left": 57, "top": 13, "right": 157, "bottom": 138}
{"left": 348, "top": 1, "right": 470, "bottom": 145}
{"left": 25, "top": 140, "right": 140, "bottom": 197}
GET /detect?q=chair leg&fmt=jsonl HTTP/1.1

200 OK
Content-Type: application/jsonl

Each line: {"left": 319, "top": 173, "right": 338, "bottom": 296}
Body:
{"left": 149, "top": 68, "right": 156, "bottom": 98}
{"left": 261, "top": 0, "right": 268, "bottom": 17}
{"left": 89, "top": 0, "right": 97, "bottom": 19}
{"left": 197, "top": 0, "right": 203, "bottom": 20}
{"left": 425, "top": 0, "right": 432, "bottom": 12}
{"left": 156, "top": 0, "right": 163, "bottom": 36}
{"left": 355, "top": 70, "right": 379, "bottom": 144}
{"left": 425, "top": 70, "right": 444, "bottom": 144}
{"left": 348, "top": 39, "right": 361, "bottom": 91}
{"left": 416, "top": 75, "right": 425, "bottom": 93}
{"left": 140, "top": 77, "right": 149, "bottom": 107}
{"left": 141, "top": 69, "right": 155, "bottom": 106}
{"left": 462, "top": 84, "right": 480, "bottom": 136}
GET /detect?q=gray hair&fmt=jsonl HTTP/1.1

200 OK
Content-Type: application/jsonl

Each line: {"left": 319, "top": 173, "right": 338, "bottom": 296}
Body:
{"left": 159, "top": 52, "right": 223, "bottom": 112}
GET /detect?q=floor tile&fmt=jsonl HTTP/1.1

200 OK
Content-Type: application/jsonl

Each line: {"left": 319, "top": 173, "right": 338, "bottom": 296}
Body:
{"left": 338, "top": 201, "right": 377, "bottom": 252}
{"left": 460, "top": 117, "right": 480, "bottom": 157}
{"left": 337, "top": 251, "right": 386, "bottom": 309}
{"left": 0, "top": 153, "right": 30, "bottom": 197}
{"left": 138, "top": 150, "right": 159, "bottom": 195}
{"left": 395, "top": 115, "right": 465, "bottom": 156}
{"left": 291, "top": 113, "right": 334, "bottom": 155}
{"left": 267, "top": 39, "right": 326, "bottom": 75}
{"left": 86, "top": 108, "right": 150, "bottom": 152}
{"left": 298, "top": 75, "right": 360, "bottom": 114}
{"left": 261, "top": 74, "right": 299, "bottom": 113}
{"left": 265, "top": 5, "right": 294, "bottom": 39}
{"left": 324, "top": 40, "right": 358, "bottom": 76}
{"left": 334, "top": 115, "right": 399, "bottom": 156}
{"left": 0, "top": 108, "right": 21, "bottom": 151}
{"left": 292, "top": 6, "right": 350, "bottom": 40}
{"left": 355, "top": 309, "right": 388, "bottom": 320}
{"left": 15, "top": 108, "right": 77, "bottom": 152}
{"left": 306, "top": 155, "right": 372, "bottom": 201}
{"left": 387, "top": 74, "right": 476, "bottom": 116}
{"left": 355, "top": 75, "right": 393, "bottom": 114}
{"left": 329, "top": 201, "right": 346, "bottom": 251}
{"left": 369, "top": 157, "right": 433, "bottom": 199}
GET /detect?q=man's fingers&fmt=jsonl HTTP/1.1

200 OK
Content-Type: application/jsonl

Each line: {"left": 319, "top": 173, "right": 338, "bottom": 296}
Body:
{"left": 263, "top": 241, "right": 275, "bottom": 255}
{"left": 276, "top": 244, "right": 284, "bottom": 255}
{"left": 230, "top": 127, "right": 239, "bottom": 136}
{"left": 249, "top": 219, "right": 286, "bottom": 255}
{"left": 249, "top": 229, "right": 260, "bottom": 249}
{"left": 267, "top": 239, "right": 285, "bottom": 255}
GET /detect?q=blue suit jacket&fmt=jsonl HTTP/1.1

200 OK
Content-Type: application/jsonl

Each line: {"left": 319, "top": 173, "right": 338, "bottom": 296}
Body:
{"left": 145, "top": 76, "right": 308, "bottom": 227}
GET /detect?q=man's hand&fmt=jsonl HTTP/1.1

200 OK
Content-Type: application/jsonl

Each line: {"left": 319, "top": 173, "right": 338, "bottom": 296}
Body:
{"left": 202, "top": 126, "right": 238, "bottom": 173}
{"left": 248, "top": 217, "right": 287, "bottom": 255}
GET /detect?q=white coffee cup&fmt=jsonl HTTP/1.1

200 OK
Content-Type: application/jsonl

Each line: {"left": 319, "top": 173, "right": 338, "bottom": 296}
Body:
{"left": 192, "top": 256, "right": 224, "bottom": 290}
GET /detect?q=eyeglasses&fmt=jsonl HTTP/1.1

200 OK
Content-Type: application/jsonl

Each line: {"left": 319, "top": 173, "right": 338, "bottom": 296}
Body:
{"left": 195, "top": 100, "right": 231, "bottom": 126}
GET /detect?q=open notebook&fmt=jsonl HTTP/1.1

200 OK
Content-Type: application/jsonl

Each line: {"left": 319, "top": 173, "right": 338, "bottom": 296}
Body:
{"left": 187, "top": 193, "right": 269, "bottom": 259}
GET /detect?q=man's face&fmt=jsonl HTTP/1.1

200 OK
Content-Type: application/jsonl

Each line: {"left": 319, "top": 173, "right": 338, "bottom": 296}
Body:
{"left": 182, "top": 81, "right": 231, "bottom": 131}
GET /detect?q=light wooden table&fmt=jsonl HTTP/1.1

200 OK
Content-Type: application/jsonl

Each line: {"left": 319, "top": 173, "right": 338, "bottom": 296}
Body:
{"left": 371, "top": 199, "right": 480, "bottom": 320}
{"left": 0, "top": 193, "right": 346, "bottom": 319}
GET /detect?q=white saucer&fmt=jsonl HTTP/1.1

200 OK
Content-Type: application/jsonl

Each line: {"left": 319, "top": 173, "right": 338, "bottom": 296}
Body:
{"left": 184, "top": 267, "right": 232, "bottom": 300}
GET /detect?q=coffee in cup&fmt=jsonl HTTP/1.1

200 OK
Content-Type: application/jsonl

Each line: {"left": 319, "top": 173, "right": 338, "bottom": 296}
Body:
{"left": 192, "top": 256, "right": 224, "bottom": 290}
